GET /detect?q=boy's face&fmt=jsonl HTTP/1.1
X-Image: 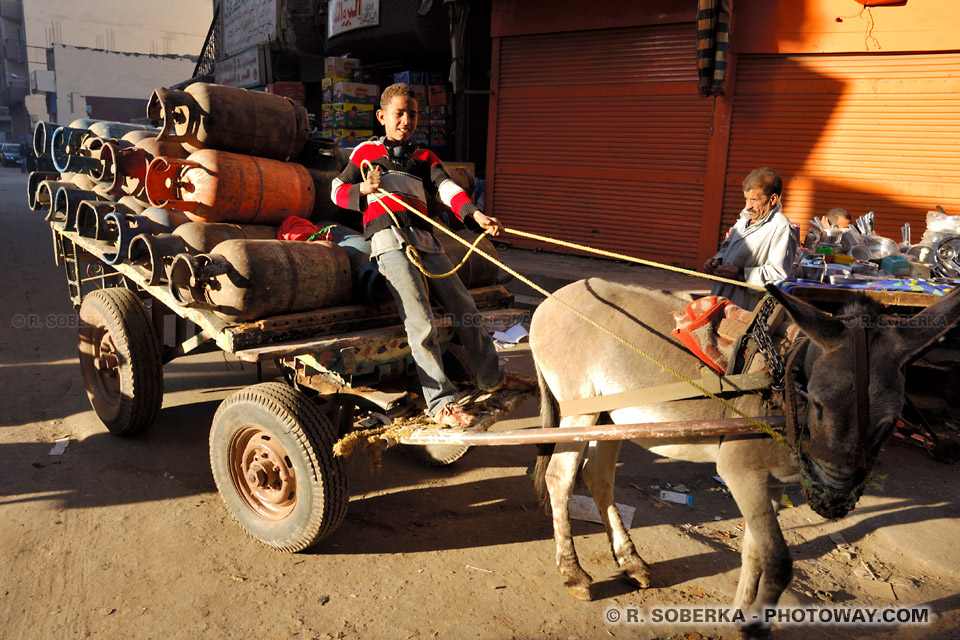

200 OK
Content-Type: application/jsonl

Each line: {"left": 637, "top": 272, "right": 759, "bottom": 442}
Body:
{"left": 377, "top": 94, "right": 418, "bottom": 144}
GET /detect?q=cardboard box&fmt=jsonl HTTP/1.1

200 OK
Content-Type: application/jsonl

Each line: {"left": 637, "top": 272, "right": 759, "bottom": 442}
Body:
{"left": 409, "top": 84, "right": 428, "bottom": 105}
{"left": 324, "top": 57, "right": 361, "bottom": 80}
{"left": 333, "top": 102, "right": 375, "bottom": 128}
{"left": 429, "top": 125, "right": 447, "bottom": 147}
{"left": 428, "top": 85, "right": 448, "bottom": 107}
{"left": 327, "top": 129, "right": 374, "bottom": 148}
{"left": 332, "top": 81, "right": 379, "bottom": 105}
{"left": 427, "top": 104, "right": 447, "bottom": 124}
{"left": 394, "top": 70, "right": 425, "bottom": 86}
{"left": 321, "top": 104, "right": 335, "bottom": 129}
{"left": 266, "top": 81, "right": 306, "bottom": 103}
{"left": 351, "top": 67, "right": 382, "bottom": 85}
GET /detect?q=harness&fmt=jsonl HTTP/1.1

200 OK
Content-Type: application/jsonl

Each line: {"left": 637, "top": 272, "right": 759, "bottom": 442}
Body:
{"left": 559, "top": 296, "right": 789, "bottom": 432}
{"left": 782, "top": 322, "right": 876, "bottom": 469}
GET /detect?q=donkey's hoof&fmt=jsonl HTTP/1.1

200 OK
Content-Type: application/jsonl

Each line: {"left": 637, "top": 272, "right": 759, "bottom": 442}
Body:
{"left": 621, "top": 559, "right": 651, "bottom": 589}
{"left": 564, "top": 579, "right": 593, "bottom": 601}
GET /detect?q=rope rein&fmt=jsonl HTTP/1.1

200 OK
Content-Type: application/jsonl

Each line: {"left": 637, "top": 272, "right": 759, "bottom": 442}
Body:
{"left": 357, "top": 160, "right": 786, "bottom": 444}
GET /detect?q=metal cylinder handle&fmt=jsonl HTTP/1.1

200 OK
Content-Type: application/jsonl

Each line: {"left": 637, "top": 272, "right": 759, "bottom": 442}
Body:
{"left": 27, "top": 172, "right": 60, "bottom": 211}
{"left": 102, "top": 209, "right": 136, "bottom": 265}
{"left": 147, "top": 88, "right": 198, "bottom": 142}
{"left": 75, "top": 200, "right": 103, "bottom": 239}
{"left": 33, "top": 121, "right": 59, "bottom": 157}
{"left": 144, "top": 156, "right": 201, "bottom": 210}
{"left": 129, "top": 233, "right": 187, "bottom": 286}
{"left": 168, "top": 253, "right": 221, "bottom": 309}
{"left": 168, "top": 253, "right": 202, "bottom": 307}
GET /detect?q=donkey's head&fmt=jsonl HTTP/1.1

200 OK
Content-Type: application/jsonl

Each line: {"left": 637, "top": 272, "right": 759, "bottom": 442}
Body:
{"left": 767, "top": 285, "right": 960, "bottom": 519}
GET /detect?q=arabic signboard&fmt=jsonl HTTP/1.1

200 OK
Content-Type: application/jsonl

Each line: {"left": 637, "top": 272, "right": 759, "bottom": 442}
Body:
{"left": 215, "top": 46, "right": 264, "bottom": 88}
{"left": 328, "top": 0, "right": 380, "bottom": 38}
{"left": 222, "top": 0, "right": 277, "bottom": 58}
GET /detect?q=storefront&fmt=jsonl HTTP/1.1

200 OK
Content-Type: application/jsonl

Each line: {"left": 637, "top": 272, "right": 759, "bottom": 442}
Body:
{"left": 486, "top": 0, "right": 960, "bottom": 268}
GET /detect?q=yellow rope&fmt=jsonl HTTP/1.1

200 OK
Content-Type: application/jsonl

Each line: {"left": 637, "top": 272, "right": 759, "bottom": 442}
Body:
{"left": 356, "top": 160, "right": 786, "bottom": 444}
{"left": 502, "top": 227, "right": 765, "bottom": 292}
{"left": 361, "top": 160, "right": 491, "bottom": 279}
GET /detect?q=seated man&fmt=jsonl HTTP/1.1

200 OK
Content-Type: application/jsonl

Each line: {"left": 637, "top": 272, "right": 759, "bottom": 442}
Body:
{"left": 703, "top": 167, "right": 797, "bottom": 309}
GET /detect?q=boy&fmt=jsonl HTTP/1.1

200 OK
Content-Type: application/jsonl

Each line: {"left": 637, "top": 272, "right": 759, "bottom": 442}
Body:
{"left": 331, "top": 83, "right": 521, "bottom": 428}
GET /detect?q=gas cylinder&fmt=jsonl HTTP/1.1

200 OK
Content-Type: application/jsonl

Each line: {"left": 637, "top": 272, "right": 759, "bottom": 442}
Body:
{"left": 33, "top": 121, "right": 61, "bottom": 159}
{"left": 52, "top": 185, "right": 103, "bottom": 231}
{"left": 28, "top": 172, "right": 60, "bottom": 211}
{"left": 33, "top": 179, "right": 72, "bottom": 220}
{"left": 299, "top": 137, "right": 351, "bottom": 223}
{"left": 77, "top": 203, "right": 185, "bottom": 265}
{"left": 128, "top": 221, "right": 277, "bottom": 285}
{"left": 144, "top": 149, "right": 315, "bottom": 224}
{"left": 87, "top": 121, "right": 155, "bottom": 142}
{"left": 120, "top": 129, "right": 158, "bottom": 146}
{"left": 432, "top": 229, "right": 501, "bottom": 289}
{"left": 173, "top": 221, "right": 278, "bottom": 253}
{"left": 147, "top": 83, "right": 308, "bottom": 161}
{"left": 97, "top": 137, "right": 187, "bottom": 197}
{"left": 167, "top": 239, "right": 352, "bottom": 322}
{"left": 51, "top": 126, "right": 99, "bottom": 174}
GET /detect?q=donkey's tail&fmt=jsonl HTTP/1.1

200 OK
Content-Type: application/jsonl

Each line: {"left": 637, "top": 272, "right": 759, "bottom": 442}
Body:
{"left": 533, "top": 361, "right": 560, "bottom": 506}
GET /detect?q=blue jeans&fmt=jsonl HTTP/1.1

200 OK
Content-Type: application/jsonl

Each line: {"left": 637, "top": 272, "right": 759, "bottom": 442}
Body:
{"left": 376, "top": 248, "right": 502, "bottom": 414}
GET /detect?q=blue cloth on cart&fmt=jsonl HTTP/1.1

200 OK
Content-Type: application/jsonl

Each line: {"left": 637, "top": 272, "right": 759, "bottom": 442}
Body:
{"left": 776, "top": 279, "right": 956, "bottom": 297}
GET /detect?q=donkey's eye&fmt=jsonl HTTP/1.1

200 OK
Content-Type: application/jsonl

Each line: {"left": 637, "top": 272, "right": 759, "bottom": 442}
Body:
{"left": 811, "top": 400, "right": 824, "bottom": 420}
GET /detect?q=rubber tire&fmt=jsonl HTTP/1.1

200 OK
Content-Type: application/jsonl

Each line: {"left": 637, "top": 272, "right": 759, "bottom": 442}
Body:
{"left": 396, "top": 344, "right": 475, "bottom": 466}
{"left": 210, "top": 382, "right": 348, "bottom": 552}
{"left": 78, "top": 287, "right": 163, "bottom": 435}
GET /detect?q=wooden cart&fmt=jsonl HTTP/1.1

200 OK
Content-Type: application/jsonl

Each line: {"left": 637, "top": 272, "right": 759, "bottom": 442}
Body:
{"left": 54, "top": 224, "right": 532, "bottom": 552}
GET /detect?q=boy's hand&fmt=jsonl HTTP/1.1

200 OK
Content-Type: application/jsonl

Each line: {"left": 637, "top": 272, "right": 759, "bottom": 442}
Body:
{"left": 703, "top": 258, "right": 719, "bottom": 274}
{"left": 359, "top": 166, "right": 382, "bottom": 196}
{"left": 473, "top": 211, "right": 502, "bottom": 236}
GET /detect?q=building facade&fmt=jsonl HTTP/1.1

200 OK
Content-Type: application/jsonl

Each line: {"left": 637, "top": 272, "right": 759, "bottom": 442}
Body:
{"left": 485, "top": 0, "right": 960, "bottom": 268}
{"left": 1, "top": 0, "right": 212, "bottom": 140}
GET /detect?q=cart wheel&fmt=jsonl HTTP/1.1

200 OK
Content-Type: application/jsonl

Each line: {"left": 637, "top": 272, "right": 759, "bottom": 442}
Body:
{"left": 78, "top": 287, "right": 163, "bottom": 435}
{"left": 397, "top": 344, "right": 474, "bottom": 466}
{"left": 210, "top": 382, "right": 348, "bottom": 552}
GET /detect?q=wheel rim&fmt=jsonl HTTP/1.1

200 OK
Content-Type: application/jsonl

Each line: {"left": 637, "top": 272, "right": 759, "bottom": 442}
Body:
{"left": 228, "top": 426, "right": 297, "bottom": 520}
{"left": 80, "top": 324, "right": 122, "bottom": 406}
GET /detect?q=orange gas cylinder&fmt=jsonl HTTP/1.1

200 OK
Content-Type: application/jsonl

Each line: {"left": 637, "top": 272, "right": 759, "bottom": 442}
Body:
{"left": 97, "top": 136, "right": 187, "bottom": 197}
{"left": 144, "top": 149, "right": 315, "bottom": 224}
{"left": 147, "top": 83, "right": 308, "bottom": 161}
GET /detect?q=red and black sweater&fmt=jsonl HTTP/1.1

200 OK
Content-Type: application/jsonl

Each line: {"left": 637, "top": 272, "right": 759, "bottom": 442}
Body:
{"left": 331, "top": 138, "right": 478, "bottom": 239}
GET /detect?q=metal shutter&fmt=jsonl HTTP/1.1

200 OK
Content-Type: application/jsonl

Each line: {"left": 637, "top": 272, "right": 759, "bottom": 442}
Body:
{"left": 490, "top": 23, "right": 712, "bottom": 267}
{"left": 722, "top": 52, "right": 960, "bottom": 246}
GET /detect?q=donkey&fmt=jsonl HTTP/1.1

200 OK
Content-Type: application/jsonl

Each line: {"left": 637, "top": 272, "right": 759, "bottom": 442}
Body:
{"left": 529, "top": 278, "right": 960, "bottom": 636}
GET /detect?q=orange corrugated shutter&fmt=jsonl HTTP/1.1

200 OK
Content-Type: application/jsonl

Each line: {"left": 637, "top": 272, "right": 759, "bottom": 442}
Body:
{"left": 722, "top": 52, "right": 960, "bottom": 245}
{"left": 491, "top": 23, "right": 712, "bottom": 267}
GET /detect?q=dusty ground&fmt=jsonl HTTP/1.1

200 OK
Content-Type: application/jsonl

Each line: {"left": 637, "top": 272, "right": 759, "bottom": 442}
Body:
{"left": 2, "top": 168, "right": 960, "bottom": 640}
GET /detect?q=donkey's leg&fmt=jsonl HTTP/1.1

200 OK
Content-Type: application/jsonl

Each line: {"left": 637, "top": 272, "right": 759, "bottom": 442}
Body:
{"left": 582, "top": 440, "right": 651, "bottom": 588}
{"left": 718, "top": 445, "right": 792, "bottom": 639}
{"left": 545, "top": 415, "right": 596, "bottom": 601}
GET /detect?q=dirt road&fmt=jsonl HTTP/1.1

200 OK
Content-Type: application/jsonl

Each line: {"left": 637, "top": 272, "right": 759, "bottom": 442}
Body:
{"left": 2, "top": 169, "right": 959, "bottom": 640}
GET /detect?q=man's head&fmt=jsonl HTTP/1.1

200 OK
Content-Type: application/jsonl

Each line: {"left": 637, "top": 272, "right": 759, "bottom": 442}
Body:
{"left": 377, "top": 83, "right": 419, "bottom": 144}
{"left": 742, "top": 167, "right": 782, "bottom": 223}
{"left": 825, "top": 207, "right": 852, "bottom": 229}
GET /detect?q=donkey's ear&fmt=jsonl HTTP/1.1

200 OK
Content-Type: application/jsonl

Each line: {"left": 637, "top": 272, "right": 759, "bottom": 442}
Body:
{"left": 764, "top": 284, "right": 846, "bottom": 349}
{"left": 894, "top": 287, "right": 960, "bottom": 364}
